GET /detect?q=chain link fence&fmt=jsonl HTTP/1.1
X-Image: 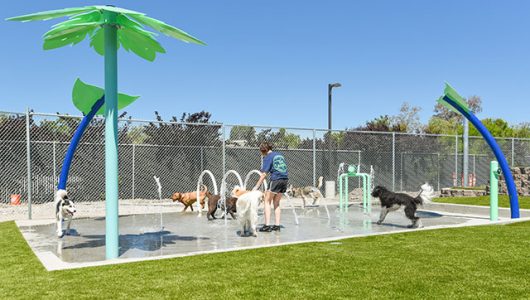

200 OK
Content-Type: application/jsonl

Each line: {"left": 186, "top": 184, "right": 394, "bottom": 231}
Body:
{"left": 1, "top": 110, "right": 530, "bottom": 219}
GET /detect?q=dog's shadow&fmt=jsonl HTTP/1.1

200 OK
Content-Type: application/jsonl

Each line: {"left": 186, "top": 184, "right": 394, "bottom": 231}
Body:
{"left": 236, "top": 230, "right": 257, "bottom": 237}
{"left": 416, "top": 211, "right": 443, "bottom": 218}
{"left": 376, "top": 223, "right": 419, "bottom": 229}
{"left": 62, "top": 229, "right": 80, "bottom": 237}
{"left": 61, "top": 230, "right": 209, "bottom": 254}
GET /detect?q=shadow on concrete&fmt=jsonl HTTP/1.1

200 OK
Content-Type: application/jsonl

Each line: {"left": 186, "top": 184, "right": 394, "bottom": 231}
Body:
{"left": 416, "top": 211, "right": 443, "bottom": 218}
{"left": 93, "top": 215, "right": 132, "bottom": 221}
{"left": 62, "top": 230, "right": 209, "bottom": 255}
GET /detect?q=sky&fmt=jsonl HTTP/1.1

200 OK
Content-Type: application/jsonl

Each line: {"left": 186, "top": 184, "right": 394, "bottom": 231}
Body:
{"left": 1, "top": 0, "right": 529, "bottom": 130}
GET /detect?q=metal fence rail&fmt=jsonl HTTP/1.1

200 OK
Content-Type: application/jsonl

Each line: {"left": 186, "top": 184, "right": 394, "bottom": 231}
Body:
{"left": 1, "top": 110, "right": 530, "bottom": 219}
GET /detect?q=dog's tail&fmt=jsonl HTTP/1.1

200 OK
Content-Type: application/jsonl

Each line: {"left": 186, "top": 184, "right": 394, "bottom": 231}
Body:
{"left": 199, "top": 184, "right": 208, "bottom": 193}
{"left": 413, "top": 196, "right": 423, "bottom": 206}
{"left": 232, "top": 185, "right": 248, "bottom": 198}
{"left": 316, "top": 176, "right": 324, "bottom": 189}
{"left": 55, "top": 189, "right": 68, "bottom": 215}
{"left": 416, "top": 183, "right": 435, "bottom": 205}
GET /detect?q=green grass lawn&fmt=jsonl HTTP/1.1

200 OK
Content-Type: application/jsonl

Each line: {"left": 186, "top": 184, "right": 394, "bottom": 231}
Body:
{"left": 433, "top": 195, "right": 530, "bottom": 209}
{"left": 1, "top": 221, "right": 529, "bottom": 299}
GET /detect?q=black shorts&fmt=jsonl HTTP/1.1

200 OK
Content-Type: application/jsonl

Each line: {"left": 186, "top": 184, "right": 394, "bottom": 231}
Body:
{"left": 268, "top": 179, "right": 288, "bottom": 194}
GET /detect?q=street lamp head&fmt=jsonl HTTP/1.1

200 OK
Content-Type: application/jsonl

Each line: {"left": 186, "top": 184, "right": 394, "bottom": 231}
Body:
{"left": 329, "top": 82, "right": 342, "bottom": 88}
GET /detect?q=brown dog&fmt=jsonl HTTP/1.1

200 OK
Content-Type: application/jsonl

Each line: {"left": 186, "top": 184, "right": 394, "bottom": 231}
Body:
{"left": 171, "top": 185, "right": 208, "bottom": 212}
{"left": 206, "top": 191, "right": 237, "bottom": 220}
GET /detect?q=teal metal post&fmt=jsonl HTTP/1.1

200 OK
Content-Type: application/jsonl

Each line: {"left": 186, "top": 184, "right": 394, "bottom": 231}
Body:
{"left": 490, "top": 161, "right": 499, "bottom": 221}
{"left": 366, "top": 175, "right": 371, "bottom": 213}
{"left": 104, "top": 10, "right": 119, "bottom": 259}
{"left": 359, "top": 173, "right": 371, "bottom": 214}
{"left": 339, "top": 174, "right": 344, "bottom": 212}
{"left": 343, "top": 172, "right": 350, "bottom": 212}
{"left": 360, "top": 174, "right": 366, "bottom": 209}
{"left": 338, "top": 166, "right": 372, "bottom": 213}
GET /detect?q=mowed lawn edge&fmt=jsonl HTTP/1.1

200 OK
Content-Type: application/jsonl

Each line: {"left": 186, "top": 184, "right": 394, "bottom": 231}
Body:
{"left": 433, "top": 195, "right": 530, "bottom": 209}
{"left": 0, "top": 220, "right": 529, "bottom": 299}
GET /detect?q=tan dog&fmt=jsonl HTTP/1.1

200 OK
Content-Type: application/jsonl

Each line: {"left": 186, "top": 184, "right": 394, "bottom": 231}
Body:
{"left": 171, "top": 184, "right": 208, "bottom": 212}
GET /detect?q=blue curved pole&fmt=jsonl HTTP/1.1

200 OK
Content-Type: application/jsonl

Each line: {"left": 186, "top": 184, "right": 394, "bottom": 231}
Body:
{"left": 443, "top": 96, "right": 520, "bottom": 218}
{"left": 57, "top": 97, "right": 105, "bottom": 190}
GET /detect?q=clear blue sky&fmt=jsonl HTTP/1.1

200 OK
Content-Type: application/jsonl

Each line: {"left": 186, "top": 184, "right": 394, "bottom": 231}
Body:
{"left": 1, "top": 0, "right": 529, "bottom": 129}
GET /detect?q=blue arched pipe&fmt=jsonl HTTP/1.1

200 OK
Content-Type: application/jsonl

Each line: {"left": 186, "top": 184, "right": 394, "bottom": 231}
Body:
{"left": 443, "top": 96, "right": 520, "bottom": 218}
{"left": 57, "top": 97, "right": 105, "bottom": 190}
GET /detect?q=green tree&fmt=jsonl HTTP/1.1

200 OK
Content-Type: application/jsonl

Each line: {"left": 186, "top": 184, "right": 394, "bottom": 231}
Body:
{"left": 425, "top": 116, "right": 461, "bottom": 135}
{"left": 229, "top": 126, "right": 256, "bottom": 145}
{"left": 427, "top": 95, "right": 483, "bottom": 135}
{"left": 469, "top": 118, "right": 513, "bottom": 137}
{"left": 254, "top": 128, "right": 302, "bottom": 149}
{"left": 434, "top": 95, "right": 482, "bottom": 121}
{"left": 391, "top": 102, "right": 424, "bottom": 133}
{"left": 281, "top": 130, "right": 302, "bottom": 149}
{"left": 357, "top": 115, "right": 394, "bottom": 132}
{"left": 512, "top": 123, "right": 530, "bottom": 138}
{"left": 356, "top": 102, "right": 421, "bottom": 133}
{"left": 127, "top": 126, "right": 148, "bottom": 144}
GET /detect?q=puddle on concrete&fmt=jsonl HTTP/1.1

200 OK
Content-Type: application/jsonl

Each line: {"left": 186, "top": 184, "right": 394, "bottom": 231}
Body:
{"left": 18, "top": 205, "right": 482, "bottom": 264}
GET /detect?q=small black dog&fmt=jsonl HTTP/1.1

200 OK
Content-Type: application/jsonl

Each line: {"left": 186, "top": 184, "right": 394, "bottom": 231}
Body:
{"left": 206, "top": 192, "right": 237, "bottom": 220}
{"left": 371, "top": 184, "right": 434, "bottom": 228}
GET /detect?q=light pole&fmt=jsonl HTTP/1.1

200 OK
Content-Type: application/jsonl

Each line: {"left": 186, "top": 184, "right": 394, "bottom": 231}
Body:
{"left": 327, "top": 82, "right": 341, "bottom": 183}
{"left": 328, "top": 83, "right": 342, "bottom": 131}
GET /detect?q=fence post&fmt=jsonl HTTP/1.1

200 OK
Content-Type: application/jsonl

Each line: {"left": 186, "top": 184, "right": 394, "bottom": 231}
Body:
{"left": 400, "top": 152, "right": 403, "bottom": 191}
{"left": 455, "top": 135, "right": 458, "bottom": 187}
{"left": 312, "top": 129, "right": 316, "bottom": 186}
{"left": 25, "top": 108, "right": 32, "bottom": 220}
{"left": 392, "top": 132, "right": 395, "bottom": 191}
{"left": 131, "top": 144, "right": 135, "bottom": 199}
{"left": 222, "top": 125, "right": 226, "bottom": 176}
{"left": 358, "top": 150, "right": 361, "bottom": 188}
{"left": 463, "top": 118, "right": 469, "bottom": 186}
{"left": 200, "top": 146, "right": 204, "bottom": 175}
{"left": 511, "top": 138, "right": 515, "bottom": 167}
{"left": 52, "top": 141, "right": 57, "bottom": 192}
{"left": 473, "top": 154, "right": 476, "bottom": 181}
{"left": 437, "top": 153, "right": 440, "bottom": 191}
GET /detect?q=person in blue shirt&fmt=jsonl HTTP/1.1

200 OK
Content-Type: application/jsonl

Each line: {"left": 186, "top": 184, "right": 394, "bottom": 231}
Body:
{"left": 254, "top": 142, "right": 288, "bottom": 232}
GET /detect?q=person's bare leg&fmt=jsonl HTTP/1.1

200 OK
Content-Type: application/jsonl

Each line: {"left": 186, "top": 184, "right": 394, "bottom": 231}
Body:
{"left": 273, "top": 193, "right": 282, "bottom": 225}
{"left": 264, "top": 191, "right": 273, "bottom": 225}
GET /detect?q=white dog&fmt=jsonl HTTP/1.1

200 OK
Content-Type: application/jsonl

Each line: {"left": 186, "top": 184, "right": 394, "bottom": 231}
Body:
{"left": 55, "top": 189, "right": 76, "bottom": 238}
{"left": 233, "top": 187, "right": 263, "bottom": 237}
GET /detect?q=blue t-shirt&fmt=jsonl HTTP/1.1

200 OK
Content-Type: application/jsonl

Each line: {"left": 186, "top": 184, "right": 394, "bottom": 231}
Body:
{"left": 261, "top": 151, "right": 288, "bottom": 181}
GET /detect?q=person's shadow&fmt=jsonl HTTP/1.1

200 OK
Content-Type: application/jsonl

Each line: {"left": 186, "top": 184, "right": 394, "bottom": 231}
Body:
{"left": 61, "top": 230, "right": 209, "bottom": 255}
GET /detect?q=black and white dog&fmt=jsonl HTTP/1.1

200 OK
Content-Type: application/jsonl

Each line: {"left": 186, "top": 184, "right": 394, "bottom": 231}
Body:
{"left": 55, "top": 189, "right": 76, "bottom": 237}
{"left": 371, "top": 183, "right": 434, "bottom": 228}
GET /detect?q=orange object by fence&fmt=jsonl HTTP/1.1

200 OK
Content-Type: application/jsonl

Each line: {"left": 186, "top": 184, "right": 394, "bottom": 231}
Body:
{"left": 10, "top": 194, "right": 21, "bottom": 205}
